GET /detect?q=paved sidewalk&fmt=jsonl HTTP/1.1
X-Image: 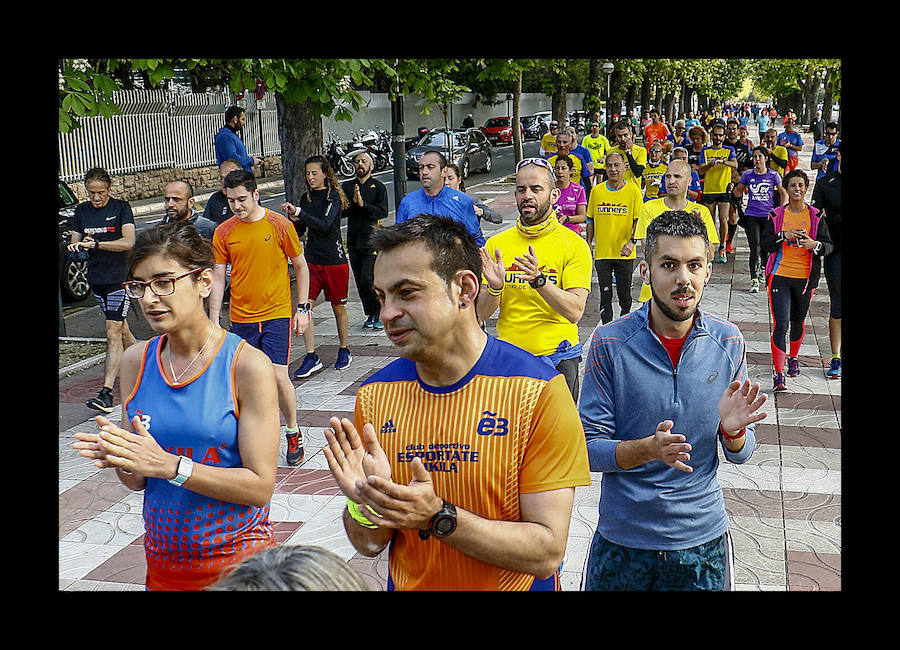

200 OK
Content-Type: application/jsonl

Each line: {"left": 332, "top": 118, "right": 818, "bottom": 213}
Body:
{"left": 59, "top": 125, "right": 840, "bottom": 591}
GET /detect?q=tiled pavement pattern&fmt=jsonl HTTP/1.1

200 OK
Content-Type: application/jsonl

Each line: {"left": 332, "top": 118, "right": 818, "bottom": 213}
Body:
{"left": 59, "top": 126, "right": 839, "bottom": 591}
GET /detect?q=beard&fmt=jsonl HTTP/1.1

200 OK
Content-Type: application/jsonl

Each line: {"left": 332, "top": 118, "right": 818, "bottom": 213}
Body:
{"left": 647, "top": 270, "right": 703, "bottom": 322}
{"left": 517, "top": 193, "right": 554, "bottom": 226}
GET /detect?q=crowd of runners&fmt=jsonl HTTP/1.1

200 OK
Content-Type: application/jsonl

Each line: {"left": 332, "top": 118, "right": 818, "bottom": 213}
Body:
{"left": 66, "top": 97, "right": 841, "bottom": 591}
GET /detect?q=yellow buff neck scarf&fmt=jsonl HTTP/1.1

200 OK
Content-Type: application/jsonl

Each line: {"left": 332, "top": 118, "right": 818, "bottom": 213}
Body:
{"left": 516, "top": 212, "right": 560, "bottom": 239}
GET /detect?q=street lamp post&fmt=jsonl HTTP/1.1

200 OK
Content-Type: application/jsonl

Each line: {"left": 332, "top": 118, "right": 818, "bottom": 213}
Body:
{"left": 601, "top": 61, "right": 614, "bottom": 134}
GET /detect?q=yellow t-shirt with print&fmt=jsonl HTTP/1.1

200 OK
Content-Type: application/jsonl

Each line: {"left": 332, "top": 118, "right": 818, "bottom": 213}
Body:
{"left": 634, "top": 198, "right": 720, "bottom": 302}
{"left": 540, "top": 132, "right": 558, "bottom": 155}
{"left": 483, "top": 215, "right": 592, "bottom": 357}
{"left": 642, "top": 161, "right": 668, "bottom": 200}
{"left": 768, "top": 144, "right": 789, "bottom": 175}
{"left": 586, "top": 181, "right": 643, "bottom": 260}
{"left": 581, "top": 133, "right": 611, "bottom": 169}
{"left": 546, "top": 152, "right": 584, "bottom": 184}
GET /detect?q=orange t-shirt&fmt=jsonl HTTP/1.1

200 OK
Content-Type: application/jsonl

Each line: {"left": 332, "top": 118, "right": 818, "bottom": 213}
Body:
{"left": 774, "top": 206, "right": 813, "bottom": 279}
{"left": 353, "top": 336, "right": 591, "bottom": 591}
{"left": 213, "top": 209, "right": 304, "bottom": 323}
{"left": 644, "top": 122, "right": 670, "bottom": 149}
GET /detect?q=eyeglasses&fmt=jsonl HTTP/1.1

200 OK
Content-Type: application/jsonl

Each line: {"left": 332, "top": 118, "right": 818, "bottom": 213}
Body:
{"left": 122, "top": 267, "right": 206, "bottom": 299}
{"left": 516, "top": 157, "right": 557, "bottom": 181}
{"left": 825, "top": 132, "right": 838, "bottom": 137}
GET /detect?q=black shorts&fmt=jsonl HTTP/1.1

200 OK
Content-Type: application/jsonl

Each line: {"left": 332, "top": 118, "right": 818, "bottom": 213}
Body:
{"left": 700, "top": 192, "right": 729, "bottom": 205}
{"left": 91, "top": 283, "right": 131, "bottom": 322}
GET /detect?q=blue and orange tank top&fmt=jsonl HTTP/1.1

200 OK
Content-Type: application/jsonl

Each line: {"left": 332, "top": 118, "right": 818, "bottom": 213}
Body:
{"left": 124, "top": 330, "right": 274, "bottom": 590}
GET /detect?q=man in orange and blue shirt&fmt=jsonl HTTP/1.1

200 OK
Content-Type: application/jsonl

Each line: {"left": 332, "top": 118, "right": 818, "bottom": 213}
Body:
{"left": 323, "top": 214, "right": 591, "bottom": 591}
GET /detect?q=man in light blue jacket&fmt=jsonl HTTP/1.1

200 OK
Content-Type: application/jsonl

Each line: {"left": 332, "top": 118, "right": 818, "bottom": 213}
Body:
{"left": 578, "top": 210, "right": 768, "bottom": 591}
{"left": 214, "top": 106, "right": 261, "bottom": 173}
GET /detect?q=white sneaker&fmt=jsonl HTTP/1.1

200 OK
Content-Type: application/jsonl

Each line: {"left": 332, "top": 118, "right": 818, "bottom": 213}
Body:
{"left": 750, "top": 278, "right": 759, "bottom": 293}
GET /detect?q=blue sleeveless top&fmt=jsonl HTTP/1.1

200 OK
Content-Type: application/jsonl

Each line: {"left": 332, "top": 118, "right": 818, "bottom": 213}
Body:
{"left": 124, "top": 330, "right": 273, "bottom": 590}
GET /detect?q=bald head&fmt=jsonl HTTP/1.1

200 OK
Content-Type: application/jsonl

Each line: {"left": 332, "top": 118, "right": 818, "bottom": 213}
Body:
{"left": 164, "top": 180, "right": 195, "bottom": 221}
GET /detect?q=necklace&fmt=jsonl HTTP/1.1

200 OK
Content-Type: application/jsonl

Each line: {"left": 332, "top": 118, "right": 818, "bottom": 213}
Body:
{"left": 167, "top": 324, "right": 215, "bottom": 384}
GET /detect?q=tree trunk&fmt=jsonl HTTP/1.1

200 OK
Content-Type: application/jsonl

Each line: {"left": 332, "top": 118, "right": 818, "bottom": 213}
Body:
{"left": 822, "top": 70, "right": 834, "bottom": 123}
{"left": 513, "top": 71, "right": 523, "bottom": 164}
{"left": 585, "top": 59, "right": 602, "bottom": 117}
{"left": 664, "top": 92, "right": 676, "bottom": 124}
{"left": 640, "top": 76, "right": 651, "bottom": 115}
{"left": 275, "top": 92, "right": 322, "bottom": 205}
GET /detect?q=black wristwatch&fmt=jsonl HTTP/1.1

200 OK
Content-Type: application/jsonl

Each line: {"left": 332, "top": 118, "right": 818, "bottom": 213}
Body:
{"left": 296, "top": 302, "right": 311, "bottom": 314}
{"left": 419, "top": 500, "right": 457, "bottom": 540}
{"left": 529, "top": 273, "right": 547, "bottom": 289}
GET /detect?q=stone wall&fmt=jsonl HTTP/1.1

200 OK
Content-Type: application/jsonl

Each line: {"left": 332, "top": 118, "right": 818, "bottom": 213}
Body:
{"left": 68, "top": 155, "right": 284, "bottom": 203}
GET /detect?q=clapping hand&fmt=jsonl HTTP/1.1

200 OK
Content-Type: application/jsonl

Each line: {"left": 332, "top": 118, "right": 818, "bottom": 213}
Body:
{"left": 323, "top": 417, "right": 392, "bottom": 499}
{"left": 718, "top": 379, "right": 768, "bottom": 436}
{"left": 479, "top": 247, "right": 506, "bottom": 291}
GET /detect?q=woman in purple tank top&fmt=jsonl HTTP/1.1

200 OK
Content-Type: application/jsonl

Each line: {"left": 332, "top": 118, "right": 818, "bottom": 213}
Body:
{"left": 733, "top": 147, "right": 789, "bottom": 293}
{"left": 73, "top": 221, "right": 280, "bottom": 590}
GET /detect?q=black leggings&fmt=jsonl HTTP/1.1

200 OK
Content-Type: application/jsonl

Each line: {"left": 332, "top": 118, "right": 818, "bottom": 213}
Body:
{"left": 349, "top": 248, "right": 379, "bottom": 318}
{"left": 742, "top": 216, "right": 766, "bottom": 280}
{"left": 768, "top": 274, "right": 813, "bottom": 371}
{"left": 595, "top": 259, "right": 634, "bottom": 324}
{"left": 824, "top": 250, "right": 841, "bottom": 319}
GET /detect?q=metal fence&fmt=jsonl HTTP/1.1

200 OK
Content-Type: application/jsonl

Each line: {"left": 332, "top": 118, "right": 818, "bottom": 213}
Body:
{"left": 57, "top": 88, "right": 567, "bottom": 183}
{"left": 57, "top": 89, "right": 279, "bottom": 183}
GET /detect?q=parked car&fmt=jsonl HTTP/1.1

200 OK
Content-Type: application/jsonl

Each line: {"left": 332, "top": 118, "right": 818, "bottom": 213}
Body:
{"left": 520, "top": 115, "right": 548, "bottom": 141}
{"left": 533, "top": 110, "right": 553, "bottom": 129}
{"left": 59, "top": 178, "right": 91, "bottom": 302}
{"left": 405, "top": 128, "right": 492, "bottom": 180}
{"left": 479, "top": 117, "right": 524, "bottom": 145}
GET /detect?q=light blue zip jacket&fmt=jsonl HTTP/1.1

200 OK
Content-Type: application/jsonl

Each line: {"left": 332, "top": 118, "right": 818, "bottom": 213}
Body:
{"left": 578, "top": 300, "right": 756, "bottom": 551}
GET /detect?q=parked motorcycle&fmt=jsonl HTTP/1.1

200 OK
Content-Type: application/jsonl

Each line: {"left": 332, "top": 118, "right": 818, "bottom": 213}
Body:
{"left": 351, "top": 128, "right": 392, "bottom": 171}
{"left": 325, "top": 134, "right": 356, "bottom": 179}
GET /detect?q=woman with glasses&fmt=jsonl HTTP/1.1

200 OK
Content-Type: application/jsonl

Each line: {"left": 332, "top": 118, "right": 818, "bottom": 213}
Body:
{"left": 72, "top": 221, "right": 279, "bottom": 590}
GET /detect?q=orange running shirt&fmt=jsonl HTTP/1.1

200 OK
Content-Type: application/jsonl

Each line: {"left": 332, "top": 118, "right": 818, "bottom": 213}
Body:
{"left": 354, "top": 336, "right": 591, "bottom": 591}
{"left": 212, "top": 209, "right": 304, "bottom": 323}
{"left": 643, "top": 122, "right": 670, "bottom": 149}
{"left": 773, "top": 206, "right": 813, "bottom": 279}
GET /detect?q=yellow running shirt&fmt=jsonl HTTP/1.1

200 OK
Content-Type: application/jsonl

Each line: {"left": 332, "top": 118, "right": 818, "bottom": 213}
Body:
{"left": 699, "top": 145, "right": 737, "bottom": 194}
{"left": 540, "top": 132, "right": 558, "bottom": 155}
{"left": 482, "top": 215, "right": 592, "bottom": 357}
{"left": 634, "top": 198, "right": 719, "bottom": 302}
{"left": 642, "top": 162, "right": 668, "bottom": 201}
{"left": 581, "top": 133, "right": 611, "bottom": 169}
{"left": 586, "top": 181, "right": 643, "bottom": 260}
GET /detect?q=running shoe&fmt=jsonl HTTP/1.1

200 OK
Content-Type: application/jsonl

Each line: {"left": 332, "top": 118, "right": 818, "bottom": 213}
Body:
{"left": 334, "top": 347, "right": 352, "bottom": 370}
{"left": 717, "top": 248, "right": 727, "bottom": 264}
{"left": 725, "top": 241, "right": 734, "bottom": 254}
{"left": 750, "top": 278, "right": 759, "bottom": 293}
{"left": 787, "top": 356, "right": 801, "bottom": 378}
{"left": 293, "top": 353, "right": 323, "bottom": 379}
{"left": 362, "top": 315, "right": 374, "bottom": 329}
{"left": 826, "top": 357, "right": 842, "bottom": 379}
{"left": 773, "top": 372, "right": 787, "bottom": 392}
{"left": 285, "top": 429, "right": 305, "bottom": 466}
{"left": 371, "top": 319, "right": 383, "bottom": 331}
{"left": 86, "top": 386, "right": 114, "bottom": 413}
